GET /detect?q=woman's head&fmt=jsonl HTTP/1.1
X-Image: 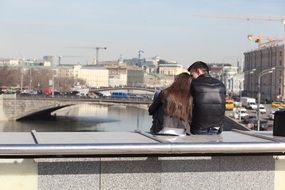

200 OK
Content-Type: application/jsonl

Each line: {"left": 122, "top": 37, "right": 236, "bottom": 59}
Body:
{"left": 173, "top": 72, "right": 192, "bottom": 90}
{"left": 163, "top": 72, "right": 192, "bottom": 122}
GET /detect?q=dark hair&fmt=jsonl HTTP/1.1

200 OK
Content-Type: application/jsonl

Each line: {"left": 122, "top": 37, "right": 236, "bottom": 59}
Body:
{"left": 162, "top": 72, "right": 192, "bottom": 122}
{"left": 187, "top": 61, "right": 209, "bottom": 73}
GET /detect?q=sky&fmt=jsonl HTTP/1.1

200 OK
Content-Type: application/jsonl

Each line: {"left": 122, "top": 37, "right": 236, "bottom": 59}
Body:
{"left": 0, "top": 0, "right": 284, "bottom": 67}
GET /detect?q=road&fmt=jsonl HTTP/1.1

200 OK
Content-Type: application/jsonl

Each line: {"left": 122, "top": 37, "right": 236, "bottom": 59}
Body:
{"left": 224, "top": 104, "right": 274, "bottom": 131}
{"left": 223, "top": 115, "right": 249, "bottom": 131}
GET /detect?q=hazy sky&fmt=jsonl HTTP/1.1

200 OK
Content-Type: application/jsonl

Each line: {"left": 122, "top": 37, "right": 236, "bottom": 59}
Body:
{"left": 0, "top": 0, "right": 284, "bottom": 66}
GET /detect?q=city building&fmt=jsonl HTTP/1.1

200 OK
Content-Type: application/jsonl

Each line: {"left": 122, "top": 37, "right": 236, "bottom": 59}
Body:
{"left": 127, "top": 66, "right": 144, "bottom": 87}
{"left": 0, "top": 58, "right": 20, "bottom": 66}
{"left": 57, "top": 65, "right": 74, "bottom": 79}
{"left": 43, "top": 56, "right": 53, "bottom": 66}
{"left": 232, "top": 72, "right": 245, "bottom": 96}
{"left": 208, "top": 63, "right": 239, "bottom": 96}
{"left": 1, "top": 54, "right": 196, "bottom": 89}
{"left": 144, "top": 73, "right": 161, "bottom": 88}
{"left": 244, "top": 44, "right": 285, "bottom": 101}
{"left": 74, "top": 65, "right": 109, "bottom": 88}
{"left": 158, "top": 61, "right": 188, "bottom": 76}
{"left": 157, "top": 75, "right": 176, "bottom": 87}
{"left": 123, "top": 57, "right": 157, "bottom": 73}
{"left": 105, "top": 64, "right": 127, "bottom": 87}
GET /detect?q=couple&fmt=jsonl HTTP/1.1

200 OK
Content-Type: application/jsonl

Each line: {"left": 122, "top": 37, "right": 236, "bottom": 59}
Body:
{"left": 149, "top": 61, "right": 226, "bottom": 136}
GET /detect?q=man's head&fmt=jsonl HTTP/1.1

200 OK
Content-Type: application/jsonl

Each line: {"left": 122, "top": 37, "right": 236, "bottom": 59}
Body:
{"left": 187, "top": 61, "right": 209, "bottom": 79}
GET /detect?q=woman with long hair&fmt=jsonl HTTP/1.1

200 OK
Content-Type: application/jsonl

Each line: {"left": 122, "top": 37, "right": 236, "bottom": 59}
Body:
{"left": 149, "top": 72, "right": 192, "bottom": 135}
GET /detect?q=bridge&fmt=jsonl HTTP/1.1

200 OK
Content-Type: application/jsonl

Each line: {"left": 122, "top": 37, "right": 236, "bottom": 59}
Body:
{"left": 0, "top": 94, "right": 152, "bottom": 121}
{"left": 90, "top": 86, "right": 158, "bottom": 93}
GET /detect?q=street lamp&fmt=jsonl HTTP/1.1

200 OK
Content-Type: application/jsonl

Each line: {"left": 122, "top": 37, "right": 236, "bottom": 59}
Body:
{"left": 51, "top": 68, "right": 58, "bottom": 98}
{"left": 257, "top": 67, "right": 275, "bottom": 131}
{"left": 20, "top": 68, "right": 25, "bottom": 92}
{"left": 29, "top": 68, "right": 32, "bottom": 91}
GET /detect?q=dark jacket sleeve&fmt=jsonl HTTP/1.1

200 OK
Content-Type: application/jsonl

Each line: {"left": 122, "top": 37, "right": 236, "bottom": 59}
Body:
{"left": 149, "top": 92, "right": 164, "bottom": 134}
{"left": 148, "top": 92, "right": 163, "bottom": 115}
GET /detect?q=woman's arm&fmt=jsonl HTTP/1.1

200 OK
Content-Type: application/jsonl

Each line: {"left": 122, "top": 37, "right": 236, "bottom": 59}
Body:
{"left": 148, "top": 92, "right": 163, "bottom": 115}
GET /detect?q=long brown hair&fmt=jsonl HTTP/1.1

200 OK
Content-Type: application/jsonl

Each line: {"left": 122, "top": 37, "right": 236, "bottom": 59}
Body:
{"left": 162, "top": 72, "right": 192, "bottom": 122}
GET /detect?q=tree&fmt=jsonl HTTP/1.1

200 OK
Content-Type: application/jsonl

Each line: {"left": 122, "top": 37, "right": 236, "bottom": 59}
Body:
{"left": 0, "top": 66, "right": 21, "bottom": 87}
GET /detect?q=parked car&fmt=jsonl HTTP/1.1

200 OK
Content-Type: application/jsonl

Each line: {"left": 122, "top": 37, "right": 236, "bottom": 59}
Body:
{"left": 243, "top": 115, "right": 257, "bottom": 124}
{"left": 258, "top": 104, "right": 266, "bottom": 114}
{"left": 233, "top": 107, "right": 248, "bottom": 119}
{"left": 268, "top": 108, "right": 285, "bottom": 120}
{"left": 18, "top": 92, "right": 33, "bottom": 96}
{"left": 243, "top": 115, "right": 268, "bottom": 130}
{"left": 225, "top": 98, "right": 234, "bottom": 110}
{"left": 268, "top": 110, "right": 275, "bottom": 120}
{"left": 253, "top": 120, "right": 269, "bottom": 131}
{"left": 271, "top": 101, "right": 285, "bottom": 108}
{"left": 231, "top": 95, "right": 240, "bottom": 102}
{"left": 233, "top": 101, "right": 242, "bottom": 108}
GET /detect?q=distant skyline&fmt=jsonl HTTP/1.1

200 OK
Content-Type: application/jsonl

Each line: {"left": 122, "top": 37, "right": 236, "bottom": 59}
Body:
{"left": 0, "top": 0, "right": 284, "bottom": 67}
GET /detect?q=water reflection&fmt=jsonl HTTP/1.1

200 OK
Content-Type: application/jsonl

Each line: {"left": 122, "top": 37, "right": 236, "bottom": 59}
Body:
{"left": 0, "top": 104, "right": 152, "bottom": 132}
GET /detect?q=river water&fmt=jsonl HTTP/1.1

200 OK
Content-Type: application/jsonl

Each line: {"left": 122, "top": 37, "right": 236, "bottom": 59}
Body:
{"left": 0, "top": 104, "right": 153, "bottom": 132}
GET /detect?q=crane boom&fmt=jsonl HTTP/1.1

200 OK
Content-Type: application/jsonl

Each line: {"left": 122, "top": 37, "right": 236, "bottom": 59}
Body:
{"left": 193, "top": 14, "right": 285, "bottom": 40}
{"left": 65, "top": 46, "right": 107, "bottom": 65}
{"left": 193, "top": 14, "right": 285, "bottom": 22}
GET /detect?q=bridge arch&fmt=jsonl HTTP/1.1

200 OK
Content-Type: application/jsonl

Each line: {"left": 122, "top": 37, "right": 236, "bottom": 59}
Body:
{"left": 16, "top": 104, "right": 73, "bottom": 121}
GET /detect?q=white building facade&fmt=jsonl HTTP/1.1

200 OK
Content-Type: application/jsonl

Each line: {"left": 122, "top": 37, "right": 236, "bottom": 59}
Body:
{"left": 74, "top": 66, "right": 109, "bottom": 88}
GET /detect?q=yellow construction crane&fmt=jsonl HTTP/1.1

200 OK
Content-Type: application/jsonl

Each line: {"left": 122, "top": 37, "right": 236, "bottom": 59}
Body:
{"left": 247, "top": 34, "right": 283, "bottom": 48}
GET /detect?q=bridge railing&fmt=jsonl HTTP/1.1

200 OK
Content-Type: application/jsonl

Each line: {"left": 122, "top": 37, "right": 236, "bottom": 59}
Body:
{"left": 0, "top": 130, "right": 284, "bottom": 157}
{"left": 16, "top": 95, "right": 153, "bottom": 104}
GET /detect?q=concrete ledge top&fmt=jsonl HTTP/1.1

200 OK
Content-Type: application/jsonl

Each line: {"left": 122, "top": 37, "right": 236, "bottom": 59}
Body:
{"left": 0, "top": 131, "right": 282, "bottom": 145}
{"left": 0, "top": 130, "right": 284, "bottom": 157}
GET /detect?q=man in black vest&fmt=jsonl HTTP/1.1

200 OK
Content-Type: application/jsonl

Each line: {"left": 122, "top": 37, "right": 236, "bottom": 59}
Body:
{"left": 188, "top": 61, "right": 226, "bottom": 135}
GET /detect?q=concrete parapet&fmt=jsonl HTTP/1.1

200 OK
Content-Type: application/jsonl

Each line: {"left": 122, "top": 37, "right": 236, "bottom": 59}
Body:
{"left": 37, "top": 158, "right": 100, "bottom": 190}
{"left": 0, "top": 131, "right": 283, "bottom": 189}
{"left": 0, "top": 155, "right": 275, "bottom": 190}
